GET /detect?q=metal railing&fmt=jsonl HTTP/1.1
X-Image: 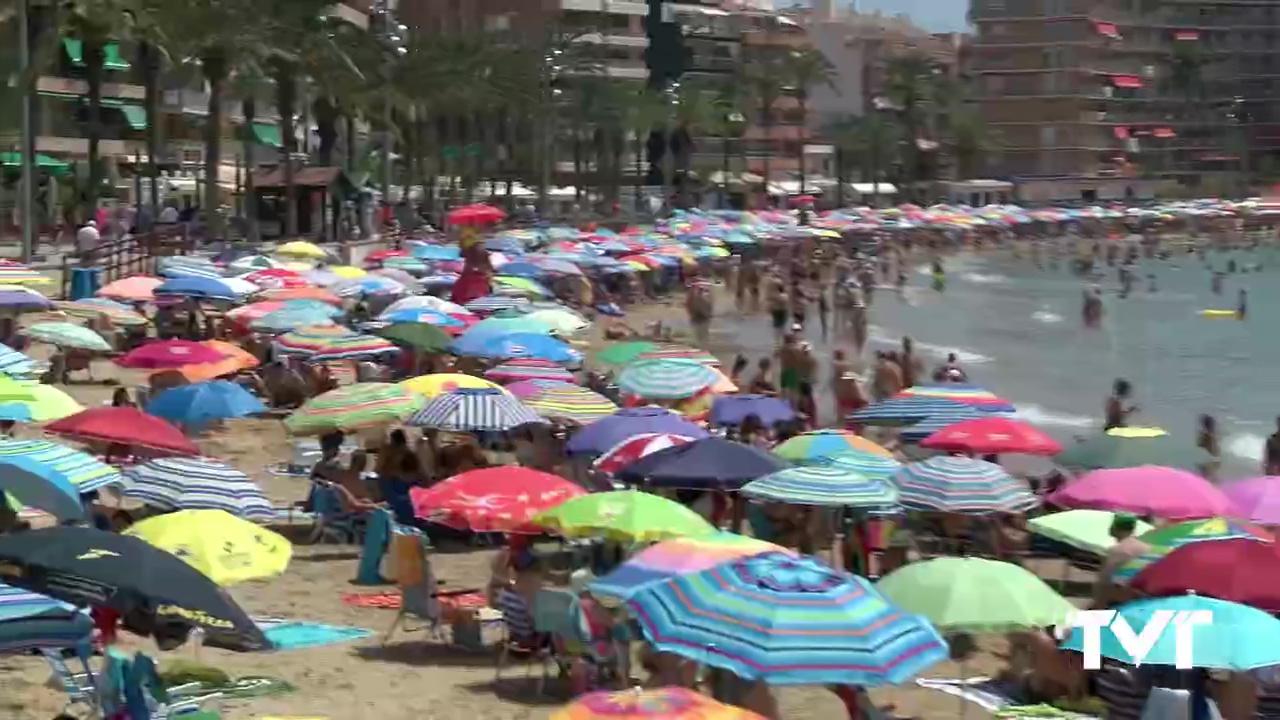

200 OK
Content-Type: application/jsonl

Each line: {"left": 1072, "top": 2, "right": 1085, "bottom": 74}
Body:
{"left": 59, "top": 225, "right": 195, "bottom": 299}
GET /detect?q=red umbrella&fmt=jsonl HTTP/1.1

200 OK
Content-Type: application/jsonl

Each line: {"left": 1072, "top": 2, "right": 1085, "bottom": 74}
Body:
{"left": 791, "top": 195, "right": 817, "bottom": 207}
{"left": 244, "top": 269, "right": 308, "bottom": 290}
{"left": 46, "top": 407, "right": 201, "bottom": 456}
{"left": 366, "top": 249, "right": 409, "bottom": 263}
{"left": 115, "top": 340, "right": 228, "bottom": 370}
{"left": 1131, "top": 538, "right": 1280, "bottom": 612}
{"left": 409, "top": 466, "right": 584, "bottom": 534}
{"left": 592, "top": 433, "right": 697, "bottom": 474}
{"left": 446, "top": 203, "right": 507, "bottom": 227}
{"left": 919, "top": 417, "right": 1063, "bottom": 456}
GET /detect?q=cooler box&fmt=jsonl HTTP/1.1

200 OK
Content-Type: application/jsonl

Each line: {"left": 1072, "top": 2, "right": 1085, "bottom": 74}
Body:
{"left": 69, "top": 267, "right": 102, "bottom": 300}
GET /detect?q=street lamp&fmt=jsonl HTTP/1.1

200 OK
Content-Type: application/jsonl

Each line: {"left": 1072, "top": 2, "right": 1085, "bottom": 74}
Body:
{"left": 373, "top": 0, "right": 407, "bottom": 205}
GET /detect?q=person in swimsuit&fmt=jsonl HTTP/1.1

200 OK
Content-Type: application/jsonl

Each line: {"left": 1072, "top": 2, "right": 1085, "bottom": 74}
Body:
{"left": 1103, "top": 379, "right": 1137, "bottom": 431}
{"left": 1265, "top": 417, "right": 1280, "bottom": 475}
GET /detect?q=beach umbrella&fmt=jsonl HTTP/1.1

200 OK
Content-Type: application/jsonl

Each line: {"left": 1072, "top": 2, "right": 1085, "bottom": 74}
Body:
{"left": 23, "top": 322, "right": 111, "bottom": 352}
{"left": 876, "top": 557, "right": 1074, "bottom": 632}
{"left": 464, "top": 295, "right": 531, "bottom": 314}
{"left": 593, "top": 341, "right": 659, "bottom": 367}
{"left": 447, "top": 203, "right": 506, "bottom": 226}
{"left": 463, "top": 315, "right": 554, "bottom": 340}
{"left": 533, "top": 490, "right": 716, "bottom": 543}
{"left": 618, "top": 359, "right": 719, "bottom": 401}
{"left": 307, "top": 334, "right": 400, "bottom": 362}
{"left": 408, "top": 387, "right": 544, "bottom": 432}
{"left": 56, "top": 299, "right": 148, "bottom": 327}
{"left": 773, "top": 430, "right": 894, "bottom": 463}
{"left": 893, "top": 456, "right": 1038, "bottom": 514}
{"left": 893, "top": 383, "right": 1016, "bottom": 412}
{"left": 566, "top": 407, "right": 709, "bottom": 455}
{"left": 633, "top": 346, "right": 720, "bottom": 366}
{"left": 226, "top": 254, "right": 281, "bottom": 273}
{"left": 518, "top": 382, "right": 618, "bottom": 425}
{"left": 257, "top": 286, "right": 342, "bottom": 305}
{"left": 0, "top": 262, "right": 49, "bottom": 286}
{"left": 551, "top": 687, "right": 765, "bottom": 720}
{"left": 1026, "top": 510, "right": 1155, "bottom": 556}
{"left": 276, "top": 240, "right": 328, "bottom": 259}
{"left": 1059, "top": 595, "right": 1280, "bottom": 671}
{"left": 627, "top": 552, "right": 948, "bottom": 685}
{"left": 616, "top": 437, "right": 790, "bottom": 491}
{"left": 1047, "top": 465, "right": 1234, "bottom": 519}
{"left": 411, "top": 244, "right": 463, "bottom": 261}
{"left": 1112, "top": 517, "right": 1271, "bottom": 583}
{"left": 284, "top": 382, "right": 426, "bottom": 435}
{"left": 1131, "top": 539, "right": 1280, "bottom": 612}
{"left": 145, "top": 380, "right": 267, "bottom": 427}
{"left": 0, "top": 377, "right": 38, "bottom": 411}
{"left": 153, "top": 277, "right": 237, "bottom": 301}
{"left": 273, "top": 325, "right": 359, "bottom": 356}
{"left": 708, "top": 395, "right": 796, "bottom": 427}
{"left": 849, "top": 397, "right": 980, "bottom": 427}
{"left": 400, "top": 373, "right": 507, "bottom": 399}
{"left": 243, "top": 268, "right": 306, "bottom": 289}
{"left": 0, "top": 383, "right": 82, "bottom": 422}
{"left": 824, "top": 452, "right": 903, "bottom": 482}
{"left": 45, "top": 407, "right": 200, "bottom": 456}
{"left": 384, "top": 295, "right": 470, "bottom": 316}
{"left": 0, "top": 583, "right": 75, "bottom": 622}
{"left": 588, "top": 532, "right": 792, "bottom": 603}
{"left": 0, "top": 343, "right": 38, "bottom": 377}
{"left": 166, "top": 341, "right": 260, "bottom": 384}
{"left": 0, "top": 526, "right": 266, "bottom": 647}
{"left": 116, "top": 340, "right": 227, "bottom": 369}
{"left": 0, "top": 605, "right": 94, "bottom": 655}
{"left": 0, "top": 286, "right": 53, "bottom": 312}
{"left": 122, "top": 457, "right": 273, "bottom": 522}
{"left": 919, "top": 416, "right": 1062, "bottom": 456}
{"left": 0, "top": 438, "right": 123, "bottom": 509}
{"left": 1223, "top": 476, "right": 1280, "bottom": 525}
{"left": 125, "top": 510, "right": 291, "bottom": 586}
{"left": 378, "top": 307, "right": 466, "bottom": 328}
{"left": 1056, "top": 427, "right": 1213, "bottom": 471}
{"left": 484, "top": 359, "right": 576, "bottom": 384}
{"left": 409, "top": 466, "right": 585, "bottom": 534}
{"left": 521, "top": 308, "right": 590, "bottom": 335}
{"left": 331, "top": 275, "right": 407, "bottom": 298}
{"left": 741, "top": 464, "right": 899, "bottom": 508}
{"left": 493, "top": 275, "right": 553, "bottom": 299}
{"left": 372, "top": 322, "right": 452, "bottom": 352}
{"left": 250, "top": 308, "right": 338, "bottom": 333}
{"left": 593, "top": 433, "right": 696, "bottom": 475}
{"left": 450, "top": 332, "right": 578, "bottom": 363}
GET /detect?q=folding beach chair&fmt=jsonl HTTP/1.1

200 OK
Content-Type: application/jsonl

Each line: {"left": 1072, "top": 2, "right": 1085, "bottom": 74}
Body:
{"left": 306, "top": 483, "right": 366, "bottom": 545}
{"left": 41, "top": 649, "right": 97, "bottom": 715}
{"left": 382, "top": 523, "right": 490, "bottom": 647}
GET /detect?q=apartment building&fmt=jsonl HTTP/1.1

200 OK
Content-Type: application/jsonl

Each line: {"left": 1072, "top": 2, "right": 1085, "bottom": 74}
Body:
{"left": 970, "top": 0, "right": 1280, "bottom": 199}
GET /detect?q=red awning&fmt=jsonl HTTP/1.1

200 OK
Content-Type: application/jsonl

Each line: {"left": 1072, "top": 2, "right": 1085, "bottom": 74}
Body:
{"left": 1174, "top": 30, "right": 1200, "bottom": 41}
{"left": 1153, "top": 127, "right": 1177, "bottom": 138}
{"left": 1094, "top": 21, "right": 1120, "bottom": 39}
{"left": 1111, "top": 75, "right": 1143, "bottom": 89}
{"left": 1114, "top": 127, "right": 1130, "bottom": 139}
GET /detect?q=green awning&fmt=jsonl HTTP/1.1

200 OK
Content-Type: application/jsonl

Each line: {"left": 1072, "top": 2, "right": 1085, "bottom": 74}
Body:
{"left": 37, "top": 90, "right": 80, "bottom": 101}
{"left": 0, "top": 153, "right": 71, "bottom": 174}
{"left": 119, "top": 104, "right": 147, "bottom": 130}
{"left": 252, "top": 122, "right": 282, "bottom": 147}
{"left": 62, "top": 38, "right": 131, "bottom": 70}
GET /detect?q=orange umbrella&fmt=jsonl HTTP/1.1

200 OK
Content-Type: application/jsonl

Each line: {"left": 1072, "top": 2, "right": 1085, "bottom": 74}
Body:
{"left": 156, "top": 340, "right": 260, "bottom": 383}
{"left": 552, "top": 688, "right": 763, "bottom": 720}
{"left": 97, "top": 275, "right": 162, "bottom": 302}
{"left": 257, "top": 286, "right": 342, "bottom": 305}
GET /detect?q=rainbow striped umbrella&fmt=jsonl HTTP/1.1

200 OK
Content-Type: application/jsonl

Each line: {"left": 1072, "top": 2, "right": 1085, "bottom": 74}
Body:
{"left": 0, "top": 439, "right": 124, "bottom": 517}
{"left": 773, "top": 430, "right": 894, "bottom": 463}
{"left": 56, "top": 299, "right": 148, "bottom": 327}
{"left": 551, "top": 688, "right": 762, "bottom": 720}
{"left": 741, "top": 464, "right": 899, "bottom": 508}
{"left": 273, "top": 325, "right": 360, "bottom": 356}
{"left": 893, "top": 384, "right": 1015, "bottom": 412}
{"left": 825, "top": 452, "right": 903, "bottom": 481}
{"left": 307, "top": 334, "right": 400, "bottom": 362}
{"left": 893, "top": 456, "right": 1038, "bottom": 514}
{"left": 627, "top": 552, "right": 948, "bottom": 685}
{"left": 1113, "top": 517, "right": 1273, "bottom": 583}
{"left": 284, "top": 383, "right": 426, "bottom": 435}
{"left": 521, "top": 382, "right": 618, "bottom": 425}
{"left": 0, "top": 262, "right": 50, "bottom": 286}
{"left": 618, "top": 359, "right": 719, "bottom": 400}
{"left": 589, "top": 532, "right": 792, "bottom": 604}
{"left": 408, "top": 388, "right": 543, "bottom": 432}
{"left": 484, "top": 359, "right": 576, "bottom": 384}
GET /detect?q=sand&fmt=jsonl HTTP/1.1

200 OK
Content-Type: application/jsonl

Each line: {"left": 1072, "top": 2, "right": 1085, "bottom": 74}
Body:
{"left": 0, "top": 293, "right": 1089, "bottom": 720}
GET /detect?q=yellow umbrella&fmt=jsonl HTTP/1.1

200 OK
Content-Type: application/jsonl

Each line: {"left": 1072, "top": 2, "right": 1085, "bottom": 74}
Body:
{"left": 400, "top": 373, "right": 508, "bottom": 399}
{"left": 125, "top": 509, "right": 292, "bottom": 586}
{"left": 280, "top": 260, "right": 318, "bottom": 273}
{"left": 275, "top": 240, "right": 327, "bottom": 259}
{"left": 328, "top": 265, "right": 368, "bottom": 279}
{"left": 11, "top": 383, "right": 83, "bottom": 421}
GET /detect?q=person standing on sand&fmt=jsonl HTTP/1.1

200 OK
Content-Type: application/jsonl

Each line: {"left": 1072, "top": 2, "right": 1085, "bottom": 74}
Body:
{"left": 832, "top": 350, "right": 868, "bottom": 427}
{"left": 749, "top": 357, "right": 778, "bottom": 396}
{"left": 766, "top": 278, "right": 788, "bottom": 343}
{"left": 872, "top": 352, "right": 903, "bottom": 402}
{"left": 1103, "top": 378, "right": 1138, "bottom": 431}
{"left": 685, "top": 281, "right": 713, "bottom": 348}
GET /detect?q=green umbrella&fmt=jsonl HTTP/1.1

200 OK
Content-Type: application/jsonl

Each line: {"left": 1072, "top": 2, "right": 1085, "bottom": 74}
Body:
{"left": 532, "top": 490, "right": 715, "bottom": 543}
{"left": 283, "top": 382, "right": 425, "bottom": 435}
{"left": 373, "top": 322, "right": 451, "bottom": 352}
{"left": 1057, "top": 428, "right": 1213, "bottom": 470}
{"left": 1027, "top": 509, "right": 1155, "bottom": 555}
{"left": 593, "top": 341, "right": 659, "bottom": 367}
{"left": 876, "top": 557, "right": 1075, "bottom": 632}
{"left": 24, "top": 322, "right": 112, "bottom": 352}
{"left": 0, "top": 152, "right": 70, "bottom": 175}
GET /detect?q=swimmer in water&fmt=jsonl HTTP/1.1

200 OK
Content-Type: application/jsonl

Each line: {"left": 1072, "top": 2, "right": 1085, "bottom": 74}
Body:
{"left": 931, "top": 257, "right": 945, "bottom": 293}
{"left": 1212, "top": 271, "right": 1224, "bottom": 295}
{"left": 1147, "top": 274, "right": 1157, "bottom": 293}
{"left": 1238, "top": 288, "right": 1248, "bottom": 320}
{"left": 1082, "top": 283, "right": 1103, "bottom": 328}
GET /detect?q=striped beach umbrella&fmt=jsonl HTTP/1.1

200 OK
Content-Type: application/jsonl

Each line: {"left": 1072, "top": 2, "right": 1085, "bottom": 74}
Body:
{"left": 484, "top": 359, "right": 576, "bottom": 384}
{"left": 24, "top": 323, "right": 111, "bottom": 352}
{"left": 588, "top": 532, "right": 791, "bottom": 603}
{"left": 741, "top": 464, "right": 900, "bottom": 508}
{"left": 618, "top": 359, "right": 719, "bottom": 400}
{"left": 898, "top": 407, "right": 988, "bottom": 443}
{"left": 408, "top": 388, "right": 543, "bottom": 432}
{"left": 824, "top": 452, "right": 902, "bottom": 481}
{"left": 0, "top": 439, "right": 125, "bottom": 498}
{"left": 307, "top": 334, "right": 400, "bottom": 362}
{"left": 522, "top": 382, "right": 618, "bottom": 425}
{"left": 0, "top": 286, "right": 54, "bottom": 312}
{"left": 284, "top": 383, "right": 426, "bottom": 435}
{"left": 849, "top": 396, "right": 978, "bottom": 427}
{"left": 157, "top": 257, "right": 223, "bottom": 280}
{"left": 0, "top": 583, "right": 74, "bottom": 621}
{"left": 121, "top": 457, "right": 273, "bottom": 522}
{"left": 56, "top": 299, "right": 148, "bottom": 327}
{"left": 627, "top": 552, "right": 948, "bottom": 685}
{"left": 331, "top": 275, "right": 407, "bottom": 298}
{"left": 893, "top": 384, "right": 1015, "bottom": 412}
{"left": 0, "top": 343, "right": 38, "bottom": 377}
{"left": 773, "top": 430, "right": 894, "bottom": 463}
{"left": 273, "top": 325, "right": 360, "bottom": 356}
{"left": 0, "top": 261, "right": 50, "bottom": 286}
{"left": 893, "top": 456, "right": 1038, "bottom": 514}
{"left": 633, "top": 345, "right": 720, "bottom": 366}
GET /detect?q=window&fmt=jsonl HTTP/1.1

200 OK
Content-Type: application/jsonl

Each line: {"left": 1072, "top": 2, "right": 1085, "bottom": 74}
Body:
{"left": 1040, "top": 125, "right": 1058, "bottom": 146}
{"left": 988, "top": 0, "right": 1006, "bottom": 12}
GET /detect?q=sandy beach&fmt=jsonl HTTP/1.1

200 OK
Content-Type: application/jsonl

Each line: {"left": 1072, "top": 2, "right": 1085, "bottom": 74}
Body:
{"left": 2, "top": 288, "right": 1097, "bottom": 720}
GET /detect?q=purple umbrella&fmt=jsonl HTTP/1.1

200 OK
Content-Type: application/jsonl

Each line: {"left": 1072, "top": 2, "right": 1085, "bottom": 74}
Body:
{"left": 709, "top": 395, "right": 796, "bottom": 427}
{"left": 0, "top": 286, "right": 53, "bottom": 312}
{"left": 615, "top": 436, "right": 791, "bottom": 490}
{"left": 566, "top": 406, "right": 709, "bottom": 456}
{"left": 1223, "top": 476, "right": 1280, "bottom": 525}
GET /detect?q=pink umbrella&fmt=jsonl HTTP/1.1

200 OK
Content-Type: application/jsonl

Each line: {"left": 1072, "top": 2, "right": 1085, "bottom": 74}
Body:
{"left": 116, "top": 340, "right": 228, "bottom": 369}
{"left": 593, "top": 432, "right": 696, "bottom": 474}
{"left": 484, "top": 359, "right": 575, "bottom": 384}
{"left": 1222, "top": 476, "right": 1280, "bottom": 525}
{"left": 1048, "top": 465, "right": 1237, "bottom": 520}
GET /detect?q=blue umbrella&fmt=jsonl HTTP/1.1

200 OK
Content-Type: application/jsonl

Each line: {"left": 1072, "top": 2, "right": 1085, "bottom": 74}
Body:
{"left": 146, "top": 380, "right": 267, "bottom": 427}
{"left": 566, "top": 406, "right": 709, "bottom": 456}
{"left": 898, "top": 407, "right": 989, "bottom": 442}
{"left": 411, "top": 244, "right": 462, "bottom": 261}
{"left": 121, "top": 456, "right": 274, "bottom": 521}
{"left": 251, "top": 308, "right": 338, "bottom": 333}
{"left": 893, "top": 456, "right": 1038, "bottom": 514}
{"left": 741, "top": 464, "right": 900, "bottom": 508}
{"left": 849, "top": 396, "right": 978, "bottom": 426}
{"left": 0, "top": 583, "right": 74, "bottom": 622}
{"left": 450, "top": 332, "right": 580, "bottom": 363}
{"left": 378, "top": 308, "right": 465, "bottom": 327}
{"left": 0, "top": 440, "right": 106, "bottom": 520}
{"left": 157, "top": 262, "right": 223, "bottom": 280}
{"left": 0, "top": 343, "right": 37, "bottom": 377}
{"left": 154, "top": 277, "right": 236, "bottom": 301}
{"left": 420, "top": 274, "right": 458, "bottom": 288}
{"left": 408, "top": 388, "right": 544, "bottom": 432}
{"left": 331, "top": 276, "right": 407, "bottom": 298}
{"left": 0, "top": 608, "right": 93, "bottom": 655}
{"left": 616, "top": 437, "right": 790, "bottom": 490}
{"left": 825, "top": 452, "right": 902, "bottom": 481}
{"left": 709, "top": 395, "right": 796, "bottom": 427}
{"left": 494, "top": 262, "right": 550, "bottom": 279}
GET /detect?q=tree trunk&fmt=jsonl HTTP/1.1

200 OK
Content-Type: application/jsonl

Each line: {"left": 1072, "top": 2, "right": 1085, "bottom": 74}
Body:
{"left": 242, "top": 94, "right": 259, "bottom": 243}
{"left": 139, "top": 41, "right": 162, "bottom": 221}
{"left": 202, "top": 52, "right": 228, "bottom": 239}
{"left": 275, "top": 62, "right": 298, "bottom": 237}
{"left": 314, "top": 97, "right": 339, "bottom": 167}
{"left": 83, "top": 38, "right": 106, "bottom": 221}
{"left": 344, "top": 114, "right": 356, "bottom": 175}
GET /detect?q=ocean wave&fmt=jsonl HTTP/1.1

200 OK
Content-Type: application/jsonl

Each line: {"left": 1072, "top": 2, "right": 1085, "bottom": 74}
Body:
{"left": 867, "top": 327, "right": 994, "bottom": 364}
{"left": 1032, "top": 310, "right": 1063, "bottom": 324}
{"left": 1225, "top": 432, "right": 1265, "bottom": 462}
{"left": 961, "top": 272, "right": 1010, "bottom": 285}
{"left": 1014, "top": 403, "right": 1094, "bottom": 429}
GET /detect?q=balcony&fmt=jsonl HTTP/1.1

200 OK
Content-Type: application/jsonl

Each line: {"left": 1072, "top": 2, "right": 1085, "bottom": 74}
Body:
{"left": 740, "top": 30, "right": 810, "bottom": 49}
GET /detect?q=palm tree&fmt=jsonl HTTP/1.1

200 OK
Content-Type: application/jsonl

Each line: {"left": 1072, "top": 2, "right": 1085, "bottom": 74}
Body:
{"left": 883, "top": 51, "right": 938, "bottom": 202}
{"left": 945, "top": 109, "right": 987, "bottom": 180}
{"left": 619, "top": 87, "right": 669, "bottom": 212}
{"left": 745, "top": 55, "right": 784, "bottom": 202}
{"left": 781, "top": 48, "right": 834, "bottom": 195}
{"left": 709, "top": 84, "right": 746, "bottom": 208}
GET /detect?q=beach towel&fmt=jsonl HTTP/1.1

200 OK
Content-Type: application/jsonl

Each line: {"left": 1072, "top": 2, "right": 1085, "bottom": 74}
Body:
{"left": 916, "top": 678, "right": 1100, "bottom": 720}
{"left": 257, "top": 620, "right": 373, "bottom": 651}
{"left": 342, "top": 591, "right": 402, "bottom": 609}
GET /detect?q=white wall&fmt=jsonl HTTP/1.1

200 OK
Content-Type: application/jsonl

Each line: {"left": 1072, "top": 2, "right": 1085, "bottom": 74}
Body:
{"left": 805, "top": 22, "right": 867, "bottom": 127}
